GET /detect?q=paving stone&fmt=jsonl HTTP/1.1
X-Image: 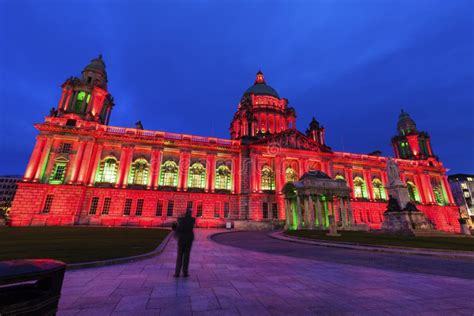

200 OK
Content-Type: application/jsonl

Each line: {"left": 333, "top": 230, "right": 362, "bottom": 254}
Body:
{"left": 58, "top": 229, "right": 474, "bottom": 314}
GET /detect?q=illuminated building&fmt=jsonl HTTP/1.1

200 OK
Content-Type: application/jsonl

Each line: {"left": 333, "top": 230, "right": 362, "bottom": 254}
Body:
{"left": 0, "top": 175, "right": 22, "bottom": 211}
{"left": 10, "top": 56, "right": 460, "bottom": 232}
{"left": 449, "top": 174, "right": 474, "bottom": 224}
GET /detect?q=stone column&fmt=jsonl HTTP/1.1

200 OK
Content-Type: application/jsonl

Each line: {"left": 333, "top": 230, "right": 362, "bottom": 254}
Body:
{"left": 77, "top": 141, "right": 95, "bottom": 185}
{"left": 207, "top": 154, "right": 216, "bottom": 193}
{"left": 296, "top": 195, "right": 303, "bottom": 229}
{"left": 116, "top": 146, "right": 131, "bottom": 188}
{"left": 87, "top": 144, "right": 103, "bottom": 186}
{"left": 275, "top": 156, "right": 282, "bottom": 194}
{"left": 69, "top": 140, "right": 86, "bottom": 183}
{"left": 308, "top": 194, "right": 315, "bottom": 228}
{"left": 442, "top": 176, "right": 455, "bottom": 205}
{"left": 149, "top": 148, "right": 162, "bottom": 189}
{"left": 345, "top": 169, "right": 354, "bottom": 199}
{"left": 178, "top": 150, "right": 190, "bottom": 191}
{"left": 346, "top": 198, "right": 354, "bottom": 225}
{"left": 421, "top": 174, "right": 436, "bottom": 204}
{"left": 33, "top": 137, "right": 54, "bottom": 182}
{"left": 303, "top": 195, "right": 310, "bottom": 229}
{"left": 414, "top": 174, "right": 426, "bottom": 203}
{"left": 364, "top": 170, "right": 374, "bottom": 200}
{"left": 232, "top": 156, "right": 239, "bottom": 194}
{"left": 315, "top": 195, "right": 323, "bottom": 228}
{"left": 24, "top": 137, "right": 46, "bottom": 181}
{"left": 340, "top": 197, "right": 347, "bottom": 227}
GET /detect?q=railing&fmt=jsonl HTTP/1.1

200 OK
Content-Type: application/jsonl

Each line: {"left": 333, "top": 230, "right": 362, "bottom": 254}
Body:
{"left": 43, "top": 116, "right": 238, "bottom": 147}
{"left": 102, "top": 126, "right": 237, "bottom": 146}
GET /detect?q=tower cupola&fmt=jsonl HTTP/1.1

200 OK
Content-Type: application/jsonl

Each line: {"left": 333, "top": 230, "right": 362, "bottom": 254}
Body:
{"left": 391, "top": 109, "right": 436, "bottom": 161}
{"left": 306, "top": 117, "right": 326, "bottom": 145}
{"left": 397, "top": 109, "right": 417, "bottom": 135}
{"left": 50, "top": 55, "right": 114, "bottom": 125}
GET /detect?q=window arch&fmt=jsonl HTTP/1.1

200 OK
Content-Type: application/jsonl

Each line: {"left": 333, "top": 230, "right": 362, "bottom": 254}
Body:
{"left": 372, "top": 178, "right": 386, "bottom": 200}
{"left": 353, "top": 176, "right": 368, "bottom": 199}
{"left": 159, "top": 160, "right": 179, "bottom": 187}
{"left": 129, "top": 158, "right": 149, "bottom": 185}
{"left": 215, "top": 165, "right": 232, "bottom": 190}
{"left": 285, "top": 167, "right": 298, "bottom": 183}
{"left": 261, "top": 165, "right": 275, "bottom": 191}
{"left": 188, "top": 162, "right": 206, "bottom": 189}
{"left": 96, "top": 157, "right": 118, "bottom": 183}
{"left": 406, "top": 181, "right": 420, "bottom": 202}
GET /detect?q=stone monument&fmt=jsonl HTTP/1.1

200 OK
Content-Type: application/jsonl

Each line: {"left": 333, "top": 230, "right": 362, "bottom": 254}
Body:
{"left": 382, "top": 159, "right": 434, "bottom": 235}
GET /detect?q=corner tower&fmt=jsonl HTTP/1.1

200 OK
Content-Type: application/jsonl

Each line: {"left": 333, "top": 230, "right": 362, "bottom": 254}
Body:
{"left": 391, "top": 110, "right": 436, "bottom": 160}
{"left": 53, "top": 55, "right": 114, "bottom": 125}
{"left": 230, "top": 71, "right": 296, "bottom": 141}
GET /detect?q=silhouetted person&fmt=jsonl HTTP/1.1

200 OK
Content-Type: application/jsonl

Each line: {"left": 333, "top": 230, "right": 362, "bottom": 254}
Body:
{"left": 174, "top": 208, "right": 195, "bottom": 277}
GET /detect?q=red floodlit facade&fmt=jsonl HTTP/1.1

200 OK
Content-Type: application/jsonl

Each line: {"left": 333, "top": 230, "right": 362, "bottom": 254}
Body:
{"left": 10, "top": 56, "right": 460, "bottom": 232}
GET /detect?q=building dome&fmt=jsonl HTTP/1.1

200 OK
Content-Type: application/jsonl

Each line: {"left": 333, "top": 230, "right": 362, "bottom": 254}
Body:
{"left": 83, "top": 54, "right": 106, "bottom": 74}
{"left": 397, "top": 110, "right": 417, "bottom": 135}
{"left": 243, "top": 70, "right": 280, "bottom": 98}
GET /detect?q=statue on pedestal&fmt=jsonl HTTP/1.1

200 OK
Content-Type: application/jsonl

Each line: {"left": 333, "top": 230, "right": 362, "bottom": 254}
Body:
{"left": 382, "top": 159, "right": 434, "bottom": 235}
{"left": 386, "top": 158, "right": 410, "bottom": 209}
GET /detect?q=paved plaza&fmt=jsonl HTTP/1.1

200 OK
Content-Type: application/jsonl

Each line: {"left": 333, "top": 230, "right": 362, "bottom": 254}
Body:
{"left": 58, "top": 230, "right": 474, "bottom": 315}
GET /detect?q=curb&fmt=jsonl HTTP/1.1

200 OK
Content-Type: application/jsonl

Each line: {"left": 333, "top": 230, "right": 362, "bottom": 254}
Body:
{"left": 269, "top": 231, "right": 474, "bottom": 260}
{"left": 66, "top": 230, "right": 174, "bottom": 270}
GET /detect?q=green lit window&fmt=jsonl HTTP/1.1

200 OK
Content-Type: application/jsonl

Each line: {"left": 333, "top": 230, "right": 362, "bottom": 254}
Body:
{"left": 49, "top": 162, "right": 67, "bottom": 184}
{"left": 74, "top": 91, "right": 87, "bottom": 113}
{"left": 188, "top": 162, "right": 206, "bottom": 188}
{"left": 433, "top": 186, "right": 445, "bottom": 205}
{"left": 285, "top": 167, "right": 298, "bottom": 183}
{"left": 372, "top": 178, "right": 386, "bottom": 200}
{"left": 353, "top": 176, "right": 368, "bottom": 199}
{"left": 431, "top": 178, "right": 448, "bottom": 206}
{"left": 261, "top": 166, "right": 275, "bottom": 191}
{"left": 96, "top": 158, "right": 118, "bottom": 184}
{"left": 159, "top": 160, "right": 179, "bottom": 187}
{"left": 215, "top": 165, "right": 232, "bottom": 190}
{"left": 407, "top": 181, "right": 421, "bottom": 202}
{"left": 129, "top": 158, "right": 149, "bottom": 185}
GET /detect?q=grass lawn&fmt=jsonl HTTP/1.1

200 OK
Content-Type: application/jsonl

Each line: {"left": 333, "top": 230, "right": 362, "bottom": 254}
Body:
{"left": 0, "top": 226, "right": 170, "bottom": 264}
{"left": 285, "top": 230, "right": 474, "bottom": 251}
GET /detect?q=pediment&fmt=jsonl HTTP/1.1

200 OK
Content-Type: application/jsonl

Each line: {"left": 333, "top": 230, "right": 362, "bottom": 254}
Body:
{"left": 254, "top": 129, "right": 331, "bottom": 152}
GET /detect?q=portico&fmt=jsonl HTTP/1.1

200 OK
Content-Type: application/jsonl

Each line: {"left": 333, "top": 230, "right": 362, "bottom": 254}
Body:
{"left": 284, "top": 171, "right": 353, "bottom": 230}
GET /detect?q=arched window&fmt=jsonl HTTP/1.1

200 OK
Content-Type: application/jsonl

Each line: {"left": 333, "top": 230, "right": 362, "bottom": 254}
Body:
{"left": 96, "top": 157, "right": 118, "bottom": 183}
{"left": 188, "top": 162, "right": 206, "bottom": 189}
{"left": 372, "top": 178, "right": 386, "bottom": 200}
{"left": 353, "top": 176, "right": 368, "bottom": 199}
{"left": 431, "top": 178, "right": 447, "bottom": 206}
{"left": 215, "top": 165, "right": 232, "bottom": 190}
{"left": 129, "top": 158, "right": 149, "bottom": 185}
{"left": 433, "top": 186, "right": 445, "bottom": 205}
{"left": 49, "top": 161, "right": 67, "bottom": 184}
{"left": 74, "top": 91, "right": 88, "bottom": 113}
{"left": 406, "top": 181, "right": 420, "bottom": 202}
{"left": 159, "top": 160, "right": 179, "bottom": 187}
{"left": 261, "top": 166, "right": 275, "bottom": 191}
{"left": 285, "top": 167, "right": 298, "bottom": 183}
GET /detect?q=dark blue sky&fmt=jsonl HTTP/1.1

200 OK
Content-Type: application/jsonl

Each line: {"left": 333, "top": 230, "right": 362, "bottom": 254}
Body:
{"left": 1, "top": 0, "right": 473, "bottom": 175}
